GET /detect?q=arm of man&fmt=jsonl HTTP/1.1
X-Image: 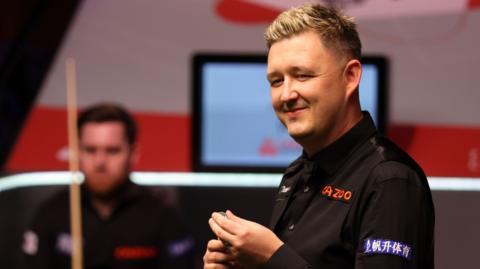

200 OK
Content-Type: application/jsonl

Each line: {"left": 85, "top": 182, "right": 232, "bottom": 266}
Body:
{"left": 355, "top": 162, "right": 434, "bottom": 269}
{"left": 205, "top": 210, "right": 284, "bottom": 269}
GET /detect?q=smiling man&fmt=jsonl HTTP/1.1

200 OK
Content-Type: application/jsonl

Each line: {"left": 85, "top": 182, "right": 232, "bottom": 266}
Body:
{"left": 204, "top": 4, "right": 434, "bottom": 269}
{"left": 23, "top": 103, "right": 194, "bottom": 269}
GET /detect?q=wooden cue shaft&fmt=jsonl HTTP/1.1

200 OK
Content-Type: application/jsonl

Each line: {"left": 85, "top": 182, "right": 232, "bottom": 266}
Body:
{"left": 66, "top": 57, "right": 84, "bottom": 269}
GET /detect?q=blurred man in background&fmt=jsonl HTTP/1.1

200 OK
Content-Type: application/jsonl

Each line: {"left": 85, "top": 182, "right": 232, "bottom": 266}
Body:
{"left": 23, "top": 103, "right": 194, "bottom": 269}
{"left": 204, "top": 3, "right": 434, "bottom": 269}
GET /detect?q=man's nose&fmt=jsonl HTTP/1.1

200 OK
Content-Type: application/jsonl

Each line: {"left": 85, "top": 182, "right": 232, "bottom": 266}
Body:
{"left": 280, "top": 78, "right": 299, "bottom": 102}
{"left": 93, "top": 152, "right": 107, "bottom": 167}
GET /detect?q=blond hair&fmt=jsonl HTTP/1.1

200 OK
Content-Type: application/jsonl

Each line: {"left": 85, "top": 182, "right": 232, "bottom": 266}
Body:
{"left": 264, "top": 4, "right": 361, "bottom": 60}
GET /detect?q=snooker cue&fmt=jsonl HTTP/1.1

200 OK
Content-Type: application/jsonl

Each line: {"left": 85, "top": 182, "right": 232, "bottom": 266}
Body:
{"left": 66, "top": 57, "right": 84, "bottom": 269}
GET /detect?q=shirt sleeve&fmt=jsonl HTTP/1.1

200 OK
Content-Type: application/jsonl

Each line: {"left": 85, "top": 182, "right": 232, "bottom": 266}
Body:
{"left": 262, "top": 244, "right": 311, "bottom": 269}
{"left": 22, "top": 211, "right": 56, "bottom": 269}
{"left": 355, "top": 162, "right": 434, "bottom": 269}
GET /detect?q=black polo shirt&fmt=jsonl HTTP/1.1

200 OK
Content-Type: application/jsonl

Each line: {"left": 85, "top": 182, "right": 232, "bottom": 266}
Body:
{"left": 264, "top": 112, "right": 434, "bottom": 269}
{"left": 23, "top": 181, "right": 195, "bottom": 269}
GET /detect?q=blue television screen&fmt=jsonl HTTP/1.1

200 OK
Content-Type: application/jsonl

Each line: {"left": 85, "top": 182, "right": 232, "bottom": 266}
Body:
{"left": 192, "top": 54, "right": 388, "bottom": 172}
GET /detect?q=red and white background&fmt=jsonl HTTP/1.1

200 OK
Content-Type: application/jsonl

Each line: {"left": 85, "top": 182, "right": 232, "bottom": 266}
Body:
{"left": 5, "top": 0, "right": 480, "bottom": 177}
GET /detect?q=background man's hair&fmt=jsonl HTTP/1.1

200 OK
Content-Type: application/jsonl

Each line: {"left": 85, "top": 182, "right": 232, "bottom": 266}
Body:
{"left": 77, "top": 103, "right": 137, "bottom": 145}
{"left": 264, "top": 4, "right": 361, "bottom": 60}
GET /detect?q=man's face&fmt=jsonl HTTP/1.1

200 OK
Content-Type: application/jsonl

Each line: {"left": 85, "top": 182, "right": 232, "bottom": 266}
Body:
{"left": 79, "top": 121, "right": 136, "bottom": 197}
{"left": 267, "top": 30, "right": 351, "bottom": 154}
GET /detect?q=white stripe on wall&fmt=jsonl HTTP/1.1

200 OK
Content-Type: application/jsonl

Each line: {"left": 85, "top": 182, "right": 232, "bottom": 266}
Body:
{"left": 0, "top": 171, "right": 479, "bottom": 192}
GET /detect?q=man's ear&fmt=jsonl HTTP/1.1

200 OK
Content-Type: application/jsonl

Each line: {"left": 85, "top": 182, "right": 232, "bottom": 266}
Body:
{"left": 343, "top": 59, "right": 362, "bottom": 98}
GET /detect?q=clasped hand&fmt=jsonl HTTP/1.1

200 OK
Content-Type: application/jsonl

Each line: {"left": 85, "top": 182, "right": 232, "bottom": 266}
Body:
{"left": 203, "top": 210, "right": 283, "bottom": 269}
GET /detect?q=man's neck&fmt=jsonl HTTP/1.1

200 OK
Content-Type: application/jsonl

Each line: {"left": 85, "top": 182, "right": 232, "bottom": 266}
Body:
{"left": 86, "top": 178, "right": 131, "bottom": 220}
{"left": 90, "top": 197, "right": 117, "bottom": 220}
{"left": 303, "top": 111, "right": 363, "bottom": 157}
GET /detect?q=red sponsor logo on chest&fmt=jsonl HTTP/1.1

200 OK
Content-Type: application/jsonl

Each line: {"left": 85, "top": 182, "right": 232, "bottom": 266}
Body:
{"left": 321, "top": 185, "right": 353, "bottom": 202}
{"left": 114, "top": 246, "right": 158, "bottom": 260}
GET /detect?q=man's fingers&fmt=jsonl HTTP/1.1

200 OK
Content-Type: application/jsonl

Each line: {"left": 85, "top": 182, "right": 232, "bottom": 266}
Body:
{"left": 204, "top": 249, "right": 233, "bottom": 263}
{"left": 209, "top": 218, "right": 235, "bottom": 245}
{"left": 203, "top": 264, "right": 230, "bottom": 269}
{"left": 207, "top": 239, "right": 228, "bottom": 252}
{"left": 204, "top": 264, "right": 229, "bottom": 269}
{"left": 204, "top": 240, "right": 235, "bottom": 269}
{"left": 225, "top": 210, "right": 250, "bottom": 225}
{"left": 211, "top": 212, "right": 242, "bottom": 235}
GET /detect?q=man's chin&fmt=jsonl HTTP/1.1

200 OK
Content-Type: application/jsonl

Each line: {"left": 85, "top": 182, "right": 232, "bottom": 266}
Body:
{"left": 85, "top": 177, "right": 130, "bottom": 201}
{"left": 288, "top": 127, "right": 309, "bottom": 140}
{"left": 88, "top": 187, "right": 116, "bottom": 199}
{"left": 85, "top": 180, "right": 118, "bottom": 197}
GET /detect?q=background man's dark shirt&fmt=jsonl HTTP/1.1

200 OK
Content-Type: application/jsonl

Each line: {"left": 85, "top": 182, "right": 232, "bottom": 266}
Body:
{"left": 23, "top": 181, "right": 195, "bottom": 269}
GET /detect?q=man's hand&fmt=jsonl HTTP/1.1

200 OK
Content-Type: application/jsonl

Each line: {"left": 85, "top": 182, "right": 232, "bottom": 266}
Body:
{"left": 206, "top": 210, "right": 284, "bottom": 269}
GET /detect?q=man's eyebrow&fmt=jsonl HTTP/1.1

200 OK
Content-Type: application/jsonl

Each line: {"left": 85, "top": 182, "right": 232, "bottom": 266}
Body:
{"left": 289, "top": 66, "right": 315, "bottom": 73}
{"left": 267, "top": 66, "right": 314, "bottom": 79}
{"left": 266, "top": 71, "right": 281, "bottom": 80}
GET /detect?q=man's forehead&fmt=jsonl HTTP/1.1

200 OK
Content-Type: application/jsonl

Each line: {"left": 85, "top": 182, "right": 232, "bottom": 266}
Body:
{"left": 81, "top": 121, "right": 124, "bottom": 132}
{"left": 80, "top": 122, "right": 128, "bottom": 143}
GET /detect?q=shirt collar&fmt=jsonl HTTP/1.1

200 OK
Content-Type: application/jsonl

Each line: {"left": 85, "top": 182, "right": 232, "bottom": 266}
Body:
{"left": 301, "top": 111, "right": 377, "bottom": 177}
{"left": 81, "top": 178, "right": 143, "bottom": 208}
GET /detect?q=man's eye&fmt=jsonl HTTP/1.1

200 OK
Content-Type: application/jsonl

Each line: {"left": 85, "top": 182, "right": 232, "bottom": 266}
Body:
{"left": 107, "top": 148, "right": 121, "bottom": 155}
{"left": 270, "top": 78, "right": 283, "bottom": 87}
{"left": 296, "top": 74, "right": 312, "bottom": 81}
{"left": 83, "top": 147, "right": 96, "bottom": 154}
